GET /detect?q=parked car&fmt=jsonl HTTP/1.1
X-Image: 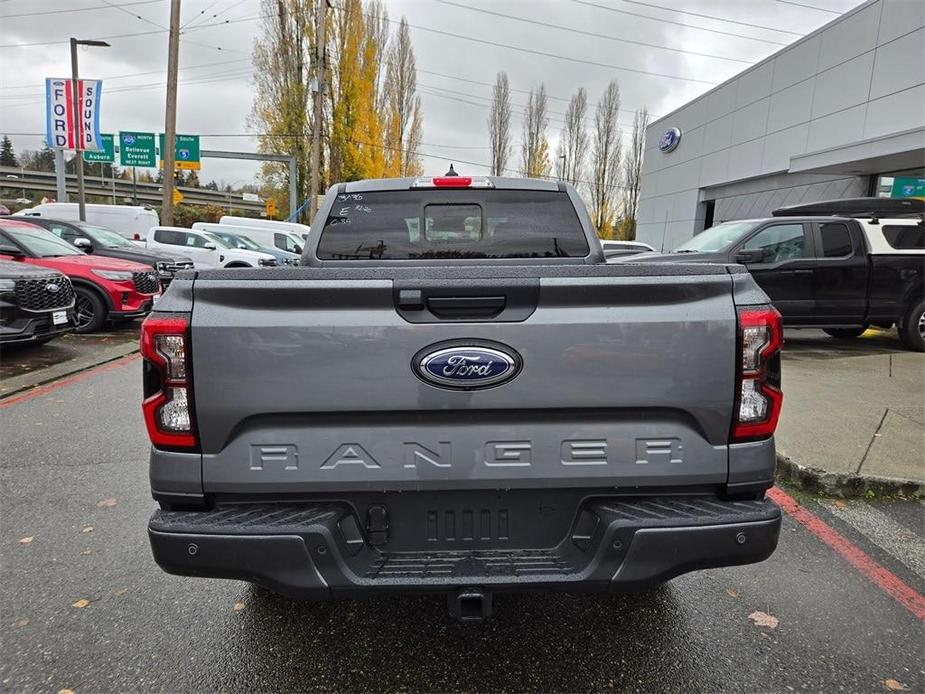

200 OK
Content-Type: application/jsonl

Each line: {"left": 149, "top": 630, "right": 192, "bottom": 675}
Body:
{"left": 622, "top": 198, "right": 924, "bottom": 351}
{"left": 190, "top": 224, "right": 300, "bottom": 265}
{"left": 8, "top": 217, "right": 194, "bottom": 287}
{"left": 0, "top": 219, "right": 159, "bottom": 333}
{"left": 218, "top": 215, "right": 309, "bottom": 248}
{"left": 0, "top": 259, "right": 75, "bottom": 347}
{"left": 145, "top": 226, "right": 278, "bottom": 269}
{"left": 15, "top": 203, "right": 159, "bottom": 242}
{"left": 601, "top": 240, "right": 655, "bottom": 259}
{"left": 144, "top": 174, "right": 783, "bottom": 621}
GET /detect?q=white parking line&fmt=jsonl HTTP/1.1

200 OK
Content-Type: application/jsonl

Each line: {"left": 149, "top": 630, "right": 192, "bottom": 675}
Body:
{"left": 820, "top": 499, "right": 925, "bottom": 579}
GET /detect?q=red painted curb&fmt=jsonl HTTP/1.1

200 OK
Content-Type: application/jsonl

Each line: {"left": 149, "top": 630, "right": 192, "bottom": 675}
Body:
{"left": 0, "top": 353, "right": 140, "bottom": 409}
{"left": 769, "top": 486, "right": 925, "bottom": 622}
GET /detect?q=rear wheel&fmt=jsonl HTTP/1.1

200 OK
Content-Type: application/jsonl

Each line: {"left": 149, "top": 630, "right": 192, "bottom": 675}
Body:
{"left": 898, "top": 300, "right": 925, "bottom": 352}
{"left": 73, "top": 286, "right": 106, "bottom": 334}
{"left": 823, "top": 327, "right": 867, "bottom": 339}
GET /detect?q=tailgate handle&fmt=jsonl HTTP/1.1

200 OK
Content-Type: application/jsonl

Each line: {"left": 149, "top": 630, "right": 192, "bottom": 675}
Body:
{"left": 426, "top": 295, "right": 507, "bottom": 318}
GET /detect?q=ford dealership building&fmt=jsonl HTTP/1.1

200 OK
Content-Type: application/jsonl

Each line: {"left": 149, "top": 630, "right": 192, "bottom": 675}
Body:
{"left": 635, "top": 0, "right": 924, "bottom": 250}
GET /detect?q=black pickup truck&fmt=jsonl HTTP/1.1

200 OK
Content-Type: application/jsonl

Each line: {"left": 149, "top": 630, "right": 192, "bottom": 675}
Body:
{"left": 626, "top": 198, "right": 924, "bottom": 351}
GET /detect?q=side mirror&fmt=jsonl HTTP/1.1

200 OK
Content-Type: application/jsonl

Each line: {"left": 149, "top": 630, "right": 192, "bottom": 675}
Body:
{"left": 237, "top": 243, "right": 248, "bottom": 250}
{"left": 204, "top": 242, "right": 217, "bottom": 250}
{"left": 735, "top": 249, "right": 766, "bottom": 264}
{"left": 294, "top": 245, "right": 303, "bottom": 254}
{"left": 0, "top": 244, "right": 24, "bottom": 258}
{"left": 74, "top": 237, "right": 93, "bottom": 251}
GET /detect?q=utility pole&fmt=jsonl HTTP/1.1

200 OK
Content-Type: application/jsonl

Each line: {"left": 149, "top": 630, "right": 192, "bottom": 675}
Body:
{"left": 70, "top": 38, "right": 109, "bottom": 221}
{"left": 161, "top": 0, "right": 181, "bottom": 226}
{"left": 309, "top": 0, "right": 328, "bottom": 224}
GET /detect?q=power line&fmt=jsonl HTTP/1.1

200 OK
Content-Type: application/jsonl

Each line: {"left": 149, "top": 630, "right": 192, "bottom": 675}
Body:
{"left": 0, "top": 58, "right": 250, "bottom": 90}
{"left": 433, "top": 0, "right": 755, "bottom": 64}
{"left": 775, "top": 0, "right": 844, "bottom": 12}
{"left": 390, "top": 17, "right": 719, "bottom": 84}
{"left": 100, "top": 0, "right": 167, "bottom": 30}
{"left": 416, "top": 68, "right": 656, "bottom": 119}
{"left": 570, "top": 0, "right": 791, "bottom": 46}
{"left": 621, "top": 0, "right": 803, "bottom": 36}
{"left": 182, "top": 0, "right": 253, "bottom": 30}
{"left": 0, "top": 0, "right": 165, "bottom": 20}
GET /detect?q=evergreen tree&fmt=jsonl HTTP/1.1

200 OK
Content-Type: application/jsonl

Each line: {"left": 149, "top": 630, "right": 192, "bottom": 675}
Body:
{"left": 0, "top": 136, "right": 18, "bottom": 167}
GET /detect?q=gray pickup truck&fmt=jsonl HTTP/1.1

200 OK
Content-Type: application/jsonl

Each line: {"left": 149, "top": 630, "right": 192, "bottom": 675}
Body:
{"left": 143, "top": 175, "right": 783, "bottom": 621}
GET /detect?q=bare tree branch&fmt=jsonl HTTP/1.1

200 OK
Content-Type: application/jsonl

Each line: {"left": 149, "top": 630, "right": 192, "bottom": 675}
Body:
{"left": 488, "top": 71, "right": 512, "bottom": 176}
{"left": 589, "top": 80, "right": 623, "bottom": 238}
{"left": 520, "top": 83, "right": 550, "bottom": 178}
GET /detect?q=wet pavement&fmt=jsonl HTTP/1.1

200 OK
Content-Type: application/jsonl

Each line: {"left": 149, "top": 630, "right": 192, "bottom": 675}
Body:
{"left": 1, "top": 359, "right": 923, "bottom": 693}
{"left": 0, "top": 321, "right": 140, "bottom": 385}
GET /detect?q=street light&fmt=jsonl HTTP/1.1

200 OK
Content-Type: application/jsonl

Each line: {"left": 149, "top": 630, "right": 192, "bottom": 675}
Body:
{"left": 70, "top": 38, "right": 110, "bottom": 222}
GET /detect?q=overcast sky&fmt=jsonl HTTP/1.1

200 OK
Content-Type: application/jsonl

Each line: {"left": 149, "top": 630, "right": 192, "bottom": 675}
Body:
{"left": 0, "top": 0, "right": 862, "bottom": 189}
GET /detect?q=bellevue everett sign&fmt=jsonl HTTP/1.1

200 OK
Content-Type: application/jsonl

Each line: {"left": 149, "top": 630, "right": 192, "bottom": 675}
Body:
{"left": 118, "top": 131, "right": 157, "bottom": 168}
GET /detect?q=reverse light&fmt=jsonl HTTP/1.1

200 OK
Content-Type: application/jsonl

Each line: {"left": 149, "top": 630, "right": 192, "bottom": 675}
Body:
{"left": 141, "top": 314, "right": 197, "bottom": 449}
{"left": 732, "top": 306, "right": 783, "bottom": 442}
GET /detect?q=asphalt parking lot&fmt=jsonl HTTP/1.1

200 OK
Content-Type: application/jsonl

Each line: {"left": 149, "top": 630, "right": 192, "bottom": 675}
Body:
{"left": 1, "top": 332, "right": 923, "bottom": 693}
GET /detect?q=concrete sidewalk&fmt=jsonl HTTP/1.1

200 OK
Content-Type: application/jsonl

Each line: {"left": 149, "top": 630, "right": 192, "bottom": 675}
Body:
{"left": 776, "top": 330, "right": 925, "bottom": 496}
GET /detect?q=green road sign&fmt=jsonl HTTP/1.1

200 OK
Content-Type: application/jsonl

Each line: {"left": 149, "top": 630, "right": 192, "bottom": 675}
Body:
{"left": 84, "top": 133, "right": 114, "bottom": 163}
{"left": 159, "top": 133, "right": 201, "bottom": 170}
{"left": 119, "top": 131, "right": 157, "bottom": 168}
{"left": 890, "top": 177, "right": 925, "bottom": 199}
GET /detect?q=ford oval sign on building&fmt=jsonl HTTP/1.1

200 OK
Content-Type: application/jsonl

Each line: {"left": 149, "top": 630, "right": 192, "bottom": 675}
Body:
{"left": 413, "top": 341, "right": 521, "bottom": 390}
{"left": 658, "top": 127, "right": 682, "bottom": 153}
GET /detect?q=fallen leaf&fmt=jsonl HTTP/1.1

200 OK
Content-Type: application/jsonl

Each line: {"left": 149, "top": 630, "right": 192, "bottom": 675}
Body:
{"left": 71, "top": 599, "right": 91, "bottom": 609}
{"left": 80, "top": 549, "right": 95, "bottom": 556}
{"left": 884, "top": 679, "right": 909, "bottom": 691}
{"left": 58, "top": 690, "right": 76, "bottom": 694}
{"left": 748, "top": 610, "right": 779, "bottom": 629}
{"left": 18, "top": 536, "right": 33, "bottom": 545}
{"left": 96, "top": 497, "right": 117, "bottom": 509}
{"left": 15, "top": 618, "right": 30, "bottom": 627}
{"left": 115, "top": 589, "right": 128, "bottom": 597}
{"left": 81, "top": 526, "right": 93, "bottom": 534}
{"left": 233, "top": 601, "right": 246, "bottom": 612}
{"left": 834, "top": 500, "right": 847, "bottom": 509}
{"left": 725, "top": 588, "right": 739, "bottom": 598}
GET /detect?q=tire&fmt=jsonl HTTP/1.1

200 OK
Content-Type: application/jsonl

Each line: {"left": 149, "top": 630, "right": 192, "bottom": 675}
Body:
{"left": 898, "top": 299, "right": 925, "bottom": 352}
{"left": 73, "top": 286, "right": 107, "bottom": 334}
{"left": 823, "top": 327, "right": 867, "bottom": 339}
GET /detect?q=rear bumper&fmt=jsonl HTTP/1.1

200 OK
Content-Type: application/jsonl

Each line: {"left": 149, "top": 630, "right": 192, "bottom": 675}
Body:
{"left": 148, "top": 496, "right": 781, "bottom": 599}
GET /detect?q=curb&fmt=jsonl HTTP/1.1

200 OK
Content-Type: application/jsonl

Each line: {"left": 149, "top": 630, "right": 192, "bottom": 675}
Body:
{"left": 775, "top": 452, "right": 924, "bottom": 499}
{"left": 0, "top": 343, "right": 140, "bottom": 400}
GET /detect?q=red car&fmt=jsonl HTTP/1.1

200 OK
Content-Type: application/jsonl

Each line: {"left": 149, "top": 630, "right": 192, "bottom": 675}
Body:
{"left": 0, "top": 218, "right": 159, "bottom": 333}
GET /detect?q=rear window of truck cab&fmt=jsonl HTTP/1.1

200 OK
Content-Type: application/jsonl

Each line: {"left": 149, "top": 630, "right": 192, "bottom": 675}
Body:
{"left": 316, "top": 190, "right": 590, "bottom": 260}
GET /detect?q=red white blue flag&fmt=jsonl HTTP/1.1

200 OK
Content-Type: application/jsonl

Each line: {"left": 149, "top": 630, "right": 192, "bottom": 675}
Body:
{"left": 45, "top": 77, "right": 104, "bottom": 151}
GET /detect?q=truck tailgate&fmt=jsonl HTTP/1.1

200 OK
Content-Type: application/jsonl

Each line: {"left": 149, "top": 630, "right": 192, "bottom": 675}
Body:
{"left": 190, "top": 266, "right": 737, "bottom": 493}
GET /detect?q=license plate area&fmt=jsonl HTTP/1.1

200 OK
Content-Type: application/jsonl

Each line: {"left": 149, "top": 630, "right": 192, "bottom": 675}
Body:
{"left": 52, "top": 310, "right": 68, "bottom": 325}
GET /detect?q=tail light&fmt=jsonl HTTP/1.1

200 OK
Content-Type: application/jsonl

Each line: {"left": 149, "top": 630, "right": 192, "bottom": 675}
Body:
{"left": 140, "top": 313, "right": 198, "bottom": 449}
{"left": 732, "top": 305, "right": 783, "bottom": 442}
{"left": 411, "top": 176, "right": 493, "bottom": 188}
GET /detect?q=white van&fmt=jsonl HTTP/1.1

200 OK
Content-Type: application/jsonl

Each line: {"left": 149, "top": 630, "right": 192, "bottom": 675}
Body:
{"left": 219, "top": 216, "right": 310, "bottom": 240}
{"left": 15, "top": 203, "right": 159, "bottom": 242}
{"left": 216, "top": 217, "right": 305, "bottom": 254}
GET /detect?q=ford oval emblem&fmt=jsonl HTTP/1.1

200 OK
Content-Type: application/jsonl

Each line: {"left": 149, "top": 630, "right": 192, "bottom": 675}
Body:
{"left": 658, "top": 127, "right": 682, "bottom": 153}
{"left": 413, "top": 341, "right": 521, "bottom": 390}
